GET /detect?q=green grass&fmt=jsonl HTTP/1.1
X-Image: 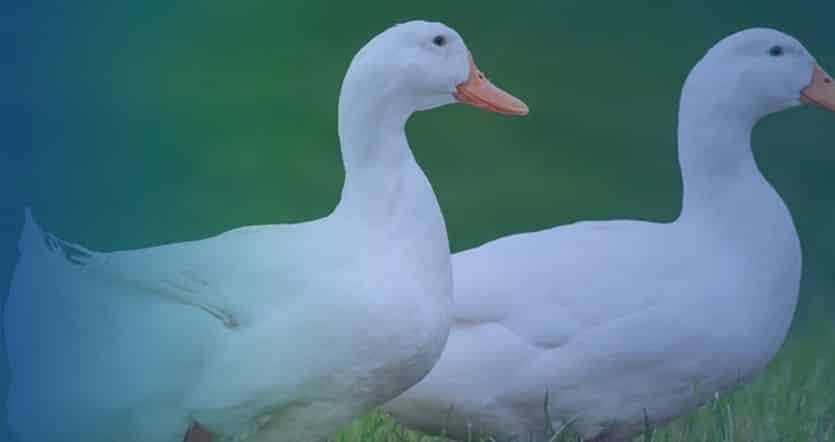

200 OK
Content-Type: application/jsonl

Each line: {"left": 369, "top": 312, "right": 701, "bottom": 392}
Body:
{"left": 329, "top": 331, "right": 835, "bottom": 442}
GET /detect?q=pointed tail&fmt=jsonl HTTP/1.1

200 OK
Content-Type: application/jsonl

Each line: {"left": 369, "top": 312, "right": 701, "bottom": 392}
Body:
{"left": 19, "top": 207, "right": 52, "bottom": 257}
{"left": 19, "top": 208, "right": 93, "bottom": 264}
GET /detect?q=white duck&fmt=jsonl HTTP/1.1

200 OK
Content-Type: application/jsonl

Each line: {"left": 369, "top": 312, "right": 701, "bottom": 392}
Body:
{"left": 386, "top": 28, "right": 835, "bottom": 442}
{"left": 4, "top": 20, "right": 527, "bottom": 442}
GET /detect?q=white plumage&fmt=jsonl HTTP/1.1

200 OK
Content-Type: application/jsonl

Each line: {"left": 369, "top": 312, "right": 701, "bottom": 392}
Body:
{"left": 5, "top": 20, "right": 527, "bottom": 442}
{"left": 387, "top": 28, "right": 835, "bottom": 441}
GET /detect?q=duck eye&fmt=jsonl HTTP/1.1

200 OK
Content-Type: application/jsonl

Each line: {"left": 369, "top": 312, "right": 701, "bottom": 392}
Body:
{"left": 432, "top": 35, "right": 447, "bottom": 47}
{"left": 768, "top": 45, "right": 784, "bottom": 57}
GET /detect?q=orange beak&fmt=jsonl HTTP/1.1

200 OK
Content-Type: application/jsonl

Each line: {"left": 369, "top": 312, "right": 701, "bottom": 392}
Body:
{"left": 801, "top": 64, "right": 835, "bottom": 111}
{"left": 453, "top": 52, "right": 529, "bottom": 116}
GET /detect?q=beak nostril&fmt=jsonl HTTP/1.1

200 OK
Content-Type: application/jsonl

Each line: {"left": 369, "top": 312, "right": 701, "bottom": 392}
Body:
{"left": 825, "top": 77, "right": 832, "bottom": 84}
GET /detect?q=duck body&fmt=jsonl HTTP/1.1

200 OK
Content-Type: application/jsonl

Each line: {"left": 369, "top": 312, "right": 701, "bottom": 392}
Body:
{"left": 387, "top": 27, "right": 834, "bottom": 441}
{"left": 7, "top": 149, "right": 452, "bottom": 442}
{"left": 389, "top": 180, "right": 800, "bottom": 441}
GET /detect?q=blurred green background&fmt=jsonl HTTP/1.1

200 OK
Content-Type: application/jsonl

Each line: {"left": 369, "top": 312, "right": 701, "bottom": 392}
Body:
{"left": 5, "top": 0, "right": 835, "bottom": 439}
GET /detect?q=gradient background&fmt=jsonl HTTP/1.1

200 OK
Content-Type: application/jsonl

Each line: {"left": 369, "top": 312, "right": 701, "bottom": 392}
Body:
{"left": 2, "top": 0, "right": 834, "bottom": 440}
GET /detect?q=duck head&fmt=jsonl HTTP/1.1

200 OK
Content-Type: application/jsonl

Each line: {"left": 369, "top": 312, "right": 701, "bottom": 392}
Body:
{"left": 683, "top": 28, "right": 835, "bottom": 119}
{"left": 340, "top": 20, "right": 528, "bottom": 116}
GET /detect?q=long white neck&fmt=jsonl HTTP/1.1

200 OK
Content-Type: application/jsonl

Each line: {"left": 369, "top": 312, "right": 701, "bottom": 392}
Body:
{"left": 335, "top": 69, "right": 419, "bottom": 219}
{"left": 676, "top": 76, "right": 764, "bottom": 220}
{"left": 332, "top": 63, "right": 453, "bottom": 308}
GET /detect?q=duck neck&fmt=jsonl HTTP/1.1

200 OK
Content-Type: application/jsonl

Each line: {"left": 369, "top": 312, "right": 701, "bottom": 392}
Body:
{"left": 677, "top": 91, "right": 762, "bottom": 220}
{"left": 335, "top": 77, "right": 417, "bottom": 218}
